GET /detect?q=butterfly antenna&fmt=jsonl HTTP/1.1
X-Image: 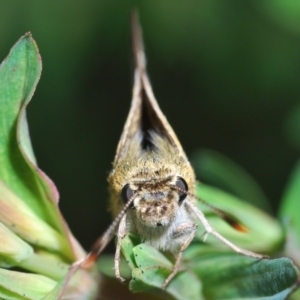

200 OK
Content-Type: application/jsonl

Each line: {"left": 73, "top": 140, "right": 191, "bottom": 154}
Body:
{"left": 81, "top": 192, "right": 138, "bottom": 268}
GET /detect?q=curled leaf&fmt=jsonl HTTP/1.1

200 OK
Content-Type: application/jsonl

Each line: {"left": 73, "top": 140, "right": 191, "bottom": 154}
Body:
{"left": 196, "top": 183, "right": 284, "bottom": 253}
{"left": 192, "top": 149, "right": 271, "bottom": 212}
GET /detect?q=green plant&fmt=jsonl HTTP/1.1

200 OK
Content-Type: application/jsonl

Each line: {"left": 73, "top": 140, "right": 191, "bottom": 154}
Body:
{"left": 98, "top": 152, "right": 300, "bottom": 299}
{"left": 1, "top": 33, "right": 299, "bottom": 300}
{"left": 0, "top": 33, "right": 98, "bottom": 299}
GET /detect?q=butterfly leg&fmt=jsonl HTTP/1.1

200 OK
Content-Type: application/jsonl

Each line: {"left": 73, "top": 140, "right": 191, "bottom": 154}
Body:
{"left": 114, "top": 214, "right": 127, "bottom": 282}
{"left": 186, "top": 200, "right": 267, "bottom": 259}
{"left": 162, "top": 223, "right": 198, "bottom": 290}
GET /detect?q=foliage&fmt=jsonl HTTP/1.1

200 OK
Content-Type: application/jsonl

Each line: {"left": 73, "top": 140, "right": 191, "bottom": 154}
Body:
{"left": 0, "top": 33, "right": 98, "bottom": 299}
{"left": 99, "top": 157, "right": 300, "bottom": 299}
{"left": 2, "top": 4, "right": 300, "bottom": 298}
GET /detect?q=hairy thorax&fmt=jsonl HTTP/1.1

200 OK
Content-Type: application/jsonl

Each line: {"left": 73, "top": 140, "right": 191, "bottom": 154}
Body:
{"left": 108, "top": 139, "right": 196, "bottom": 251}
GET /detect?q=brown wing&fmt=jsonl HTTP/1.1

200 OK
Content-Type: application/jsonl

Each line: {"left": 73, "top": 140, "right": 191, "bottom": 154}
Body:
{"left": 114, "top": 11, "right": 187, "bottom": 164}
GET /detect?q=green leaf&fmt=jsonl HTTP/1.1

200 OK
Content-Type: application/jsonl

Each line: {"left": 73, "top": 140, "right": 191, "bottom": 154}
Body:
{"left": 129, "top": 244, "right": 202, "bottom": 300}
{"left": 196, "top": 183, "right": 284, "bottom": 253}
{"left": 191, "top": 253, "right": 299, "bottom": 299}
{"left": 119, "top": 181, "right": 294, "bottom": 299}
{"left": 0, "top": 180, "right": 69, "bottom": 254}
{"left": 133, "top": 244, "right": 173, "bottom": 269}
{"left": 18, "top": 251, "right": 69, "bottom": 281}
{"left": 119, "top": 235, "right": 203, "bottom": 300}
{"left": 192, "top": 149, "right": 271, "bottom": 212}
{"left": 0, "top": 32, "right": 43, "bottom": 218}
{"left": 121, "top": 234, "right": 142, "bottom": 269}
{"left": 279, "top": 159, "right": 300, "bottom": 265}
{"left": 0, "top": 221, "right": 33, "bottom": 266}
{"left": 280, "top": 159, "right": 300, "bottom": 232}
{"left": 41, "top": 267, "right": 79, "bottom": 300}
{"left": 0, "top": 32, "right": 97, "bottom": 299}
{"left": 122, "top": 239, "right": 299, "bottom": 299}
{"left": 97, "top": 254, "right": 132, "bottom": 279}
{"left": 258, "top": 1, "right": 300, "bottom": 36}
{"left": 0, "top": 32, "right": 85, "bottom": 261}
{"left": 41, "top": 266, "right": 99, "bottom": 300}
{"left": 282, "top": 102, "right": 300, "bottom": 150}
{"left": 0, "top": 269, "right": 56, "bottom": 300}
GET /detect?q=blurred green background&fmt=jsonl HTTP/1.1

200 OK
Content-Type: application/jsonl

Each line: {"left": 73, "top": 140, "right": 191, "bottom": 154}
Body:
{"left": 1, "top": 1, "right": 300, "bottom": 251}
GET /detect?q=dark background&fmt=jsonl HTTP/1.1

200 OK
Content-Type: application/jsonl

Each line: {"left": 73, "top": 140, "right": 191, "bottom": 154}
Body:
{"left": 1, "top": 1, "right": 300, "bottom": 251}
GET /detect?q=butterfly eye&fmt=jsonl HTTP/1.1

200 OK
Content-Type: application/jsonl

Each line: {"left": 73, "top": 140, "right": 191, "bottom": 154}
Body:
{"left": 176, "top": 177, "right": 188, "bottom": 202}
{"left": 121, "top": 184, "right": 135, "bottom": 208}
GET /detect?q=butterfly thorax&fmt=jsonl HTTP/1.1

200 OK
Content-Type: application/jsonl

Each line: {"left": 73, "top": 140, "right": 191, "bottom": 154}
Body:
{"left": 108, "top": 133, "right": 195, "bottom": 215}
{"left": 108, "top": 133, "right": 196, "bottom": 250}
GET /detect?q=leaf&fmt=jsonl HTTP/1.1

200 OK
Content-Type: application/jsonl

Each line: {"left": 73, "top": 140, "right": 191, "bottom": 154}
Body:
{"left": 0, "top": 32, "right": 84, "bottom": 261}
{"left": 97, "top": 254, "right": 132, "bottom": 279}
{"left": 0, "top": 180, "right": 69, "bottom": 253}
{"left": 0, "top": 269, "right": 56, "bottom": 300}
{"left": 279, "top": 159, "right": 300, "bottom": 265}
{"left": 190, "top": 253, "right": 299, "bottom": 299}
{"left": 120, "top": 236, "right": 202, "bottom": 300}
{"left": 121, "top": 234, "right": 142, "bottom": 269}
{"left": 128, "top": 245, "right": 300, "bottom": 299}
{"left": 0, "top": 32, "right": 44, "bottom": 219}
{"left": 41, "top": 269, "right": 76, "bottom": 300}
{"left": 282, "top": 102, "right": 300, "bottom": 150}
{"left": 0, "top": 222, "right": 33, "bottom": 265}
{"left": 18, "top": 251, "right": 69, "bottom": 281}
{"left": 0, "top": 32, "right": 98, "bottom": 299}
{"left": 192, "top": 149, "right": 271, "bottom": 212}
{"left": 196, "top": 183, "right": 284, "bottom": 253}
{"left": 280, "top": 159, "right": 300, "bottom": 232}
{"left": 129, "top": 244, "right": 202, "bottom": 300}
{"left": 133, "top": 244, "right": 173, "bottom": 269}
{"left": 258, "top": 1, "right": 300, "bottom": 36}
{"left": 121, "top": 235, "right": 299, "bottom": 299}
{"left": 42, "top": 265, "right": 99, "bottom": 300}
